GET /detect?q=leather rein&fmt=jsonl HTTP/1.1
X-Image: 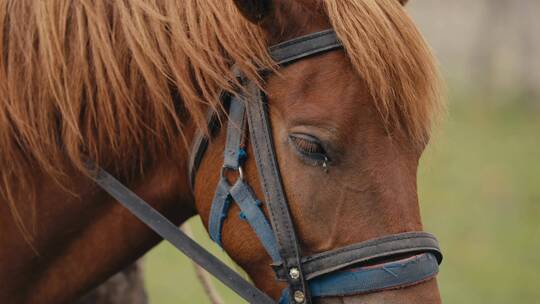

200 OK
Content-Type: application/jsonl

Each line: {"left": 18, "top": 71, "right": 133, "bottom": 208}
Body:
{"left": 89, "top": 29, "right": 442, "bottom": 304}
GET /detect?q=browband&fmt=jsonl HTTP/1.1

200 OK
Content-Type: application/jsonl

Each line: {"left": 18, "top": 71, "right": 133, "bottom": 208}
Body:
{"left": 269, "top": 29, "right": 343, "bottom": 66}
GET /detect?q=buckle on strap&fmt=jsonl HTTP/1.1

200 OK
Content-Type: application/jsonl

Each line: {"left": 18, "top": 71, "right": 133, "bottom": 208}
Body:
{"left": 221, "top": 164, "right": 244, "bottom": 181}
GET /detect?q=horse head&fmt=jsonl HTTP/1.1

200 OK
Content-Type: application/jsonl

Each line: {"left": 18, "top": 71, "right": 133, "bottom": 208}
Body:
{"left": 193, "top": 0, "right": 443, "bottom": 303}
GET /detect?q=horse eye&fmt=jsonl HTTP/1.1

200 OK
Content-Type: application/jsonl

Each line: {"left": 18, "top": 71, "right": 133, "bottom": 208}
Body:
{"left": 289, "top": 134, "right": 326, "bottom": 157}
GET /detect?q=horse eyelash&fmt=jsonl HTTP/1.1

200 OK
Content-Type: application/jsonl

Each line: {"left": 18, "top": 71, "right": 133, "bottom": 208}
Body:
{"left": 289, "top": 135, "right": 326, "bottom": 155}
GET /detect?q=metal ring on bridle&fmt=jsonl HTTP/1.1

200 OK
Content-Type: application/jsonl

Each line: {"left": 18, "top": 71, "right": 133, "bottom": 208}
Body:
{"left": 221, "top": 165, "right": 244, "bottom": 181}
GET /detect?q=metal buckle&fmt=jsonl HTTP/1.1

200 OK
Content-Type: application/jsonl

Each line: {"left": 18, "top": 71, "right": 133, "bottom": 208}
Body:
{"left": 221, "top": 165, "right": 244, "bottom": 182}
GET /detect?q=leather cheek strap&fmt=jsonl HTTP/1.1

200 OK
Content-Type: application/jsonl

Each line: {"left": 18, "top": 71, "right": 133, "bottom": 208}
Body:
{"left": 245, "top": 82, "right": 311, "bottom": 302}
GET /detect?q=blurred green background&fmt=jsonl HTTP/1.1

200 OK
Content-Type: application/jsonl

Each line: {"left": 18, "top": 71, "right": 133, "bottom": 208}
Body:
{"left": 144, "top": 1, "right": 540, "bottom": 303}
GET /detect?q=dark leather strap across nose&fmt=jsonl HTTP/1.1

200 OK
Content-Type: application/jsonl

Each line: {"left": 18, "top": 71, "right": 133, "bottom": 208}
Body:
{"left": 278, "top": 232, "right": 442, "bottom": 281}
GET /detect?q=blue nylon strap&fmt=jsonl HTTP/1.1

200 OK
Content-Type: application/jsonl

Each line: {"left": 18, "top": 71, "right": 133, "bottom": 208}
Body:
{"left": 208, "top": 97, "right": 247, "bottom": 247}
{"left": 223, "top": 96, "right": 246, "bottom": 170}
{"left": 279, "top": 253, "right": 439, "bottom": 303}
{"left": 310, "top": 253, "right": 439, "bottom": 297}
{"left": 229, "top": 179, "right": 281, "bottom": 263}
{"left": 208, "top": 177, "right": 232, "bottom": 246}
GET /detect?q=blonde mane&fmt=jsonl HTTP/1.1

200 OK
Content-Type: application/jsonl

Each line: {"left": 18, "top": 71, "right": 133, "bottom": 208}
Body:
{"left": 0, "top": 0, "right": 441, "bottom": 244}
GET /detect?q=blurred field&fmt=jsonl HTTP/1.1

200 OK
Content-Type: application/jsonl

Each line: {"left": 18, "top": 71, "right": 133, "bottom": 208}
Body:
{"left": 144, "top": 96, "right": 540, "bottom": 303}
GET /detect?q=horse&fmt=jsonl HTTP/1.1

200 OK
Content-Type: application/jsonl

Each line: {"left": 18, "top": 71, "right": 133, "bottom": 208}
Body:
{"left": 0, "top": 0, "right": 443, "bottom": 303}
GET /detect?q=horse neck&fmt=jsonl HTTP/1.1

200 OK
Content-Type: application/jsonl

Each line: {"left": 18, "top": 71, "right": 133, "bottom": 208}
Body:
{"left": 0, "top": 128, "right": 196, "bottom": 303}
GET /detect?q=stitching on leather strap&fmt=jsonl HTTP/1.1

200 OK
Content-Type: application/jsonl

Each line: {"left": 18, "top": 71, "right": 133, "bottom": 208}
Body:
{"left": 303, "top": 232, "right": 439, "bottom": 263}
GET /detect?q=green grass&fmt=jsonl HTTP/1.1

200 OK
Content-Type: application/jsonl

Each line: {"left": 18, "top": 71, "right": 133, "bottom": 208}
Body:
{"left": 144, "top": 98, "right": 540, "bottom": 303}
{"left": 419, "top": 99, "right": 540, "bottom": 303}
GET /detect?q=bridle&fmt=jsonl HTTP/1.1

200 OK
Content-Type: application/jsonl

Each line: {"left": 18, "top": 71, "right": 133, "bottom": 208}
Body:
{"left": 89, "top": 29, "right": 443, "bottom": 304}
{"left": 188, "top": 28, "right": 442, "bottom": 303}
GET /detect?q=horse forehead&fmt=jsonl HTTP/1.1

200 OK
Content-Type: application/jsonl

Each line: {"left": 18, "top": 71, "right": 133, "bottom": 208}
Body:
{"left": 268, "top": 52, "right": 373, "bottom": 128}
